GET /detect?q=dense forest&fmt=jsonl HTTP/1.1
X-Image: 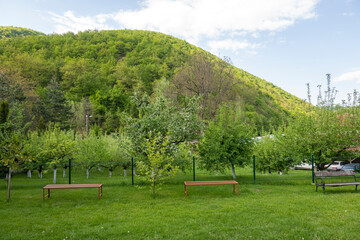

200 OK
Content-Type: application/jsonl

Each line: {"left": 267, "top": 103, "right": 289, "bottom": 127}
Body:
{"left": 0, "top": 26, "right": 307, "bottom": 133}
{"left": 0, "top": 26, "right": 45, "bottom": 39}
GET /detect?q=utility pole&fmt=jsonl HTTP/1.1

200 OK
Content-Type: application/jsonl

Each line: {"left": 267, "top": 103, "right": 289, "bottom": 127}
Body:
{"left": 85, "top": 114, "right": 92, "bottom": 135}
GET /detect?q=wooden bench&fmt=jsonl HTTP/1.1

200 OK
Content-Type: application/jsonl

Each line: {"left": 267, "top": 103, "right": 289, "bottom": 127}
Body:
{"left": 184, "top": 180, "right": 239, "bottom": 196}
{"left": 315, "top": 171, "right": 360, "bottom": 194}
{"left": 43, "top": 184, "right": 103, "bottom": 200}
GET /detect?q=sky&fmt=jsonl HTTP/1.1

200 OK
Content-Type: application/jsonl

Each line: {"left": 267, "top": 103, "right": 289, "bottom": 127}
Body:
{"left": 1, "top": 0, "right": 360, "bottom": 104}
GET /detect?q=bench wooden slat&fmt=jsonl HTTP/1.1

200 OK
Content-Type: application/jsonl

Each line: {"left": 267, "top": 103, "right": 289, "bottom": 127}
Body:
{"left": 184, "top": 181, "right": 238, "bottom": 186}
{"left": 43, "top": 184, "right": 102, "bottom": 189}
{"left": 314, "top": 171, "right": 359, "bottom": 194}
{"left": 184, "top": 180, "right": 239, "bottom": 196}
{"left": 314, "top": 171, "right": 354, "bottom": 177}
{"left": 43, "top": 184, "right": 103, "bottom": 200}
{"left": 322, "top": 182, "right": 360, "bottom": 187}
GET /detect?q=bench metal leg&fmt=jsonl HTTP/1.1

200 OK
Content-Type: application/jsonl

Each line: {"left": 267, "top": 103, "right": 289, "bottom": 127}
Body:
{"left": 322, "top": 185, "right": 325, "bottom": 194}
{"left": 356, "top": 185, "right": 358, "bottom": 191}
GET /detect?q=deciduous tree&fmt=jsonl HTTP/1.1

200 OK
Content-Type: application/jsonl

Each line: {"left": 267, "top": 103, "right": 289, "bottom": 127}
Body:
{"left": 198, "top": 105, "right": 254, "bottom": 179}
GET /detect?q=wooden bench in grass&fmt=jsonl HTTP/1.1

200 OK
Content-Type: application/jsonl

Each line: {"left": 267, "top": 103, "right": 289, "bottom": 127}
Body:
{"left": 43, "top": 184, "right": 103, "bottom": 200}
{"left": 184, "top": 180, "right": 239, "bottom": 196}
{"left": 314, "top": 171, "right": 360, "bottom": 194}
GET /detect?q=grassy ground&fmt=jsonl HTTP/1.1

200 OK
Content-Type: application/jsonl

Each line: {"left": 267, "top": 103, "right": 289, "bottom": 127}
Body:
{"left": 1, "top": 167, "right": 360, "bottom": 239}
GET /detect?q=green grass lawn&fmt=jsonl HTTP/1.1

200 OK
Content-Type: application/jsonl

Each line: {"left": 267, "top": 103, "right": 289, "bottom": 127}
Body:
{"left": 1, "top": 168, "right": 360, "bottom": 239}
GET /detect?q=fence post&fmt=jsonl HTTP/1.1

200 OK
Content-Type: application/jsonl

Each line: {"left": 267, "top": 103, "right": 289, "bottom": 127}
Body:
{"left": 253, "top": 155, "right": 256, "bottom": 184}
{"left": 68, "top": 158, "right": 71, "bottom": 184}
{"left": 311, "top": 154, "right": 314, "bottom": 184}
{"left": 193, "top": 156, "right": 195, "bottom": 181}
{"left": 131, "top": 157, "right": 134, "bottom": 185}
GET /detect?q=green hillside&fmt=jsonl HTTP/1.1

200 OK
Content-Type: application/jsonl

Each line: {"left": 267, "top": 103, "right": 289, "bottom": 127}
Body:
{"left": 0, "top": 26, "right": 45, "bottom": 39}
{"left": 0, "top": 28, "right": 307, "bottom": 131}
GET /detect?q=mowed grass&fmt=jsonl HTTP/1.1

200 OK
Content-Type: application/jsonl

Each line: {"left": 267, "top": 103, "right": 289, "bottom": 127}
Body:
{"left": 1, "top": 167, "right": 360, "bottom": 240}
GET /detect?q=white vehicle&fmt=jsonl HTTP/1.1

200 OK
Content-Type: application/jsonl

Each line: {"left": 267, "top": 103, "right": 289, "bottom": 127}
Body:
{"left": 326, "top": 161, "right": 346, "bottom": 171}
{"left": 294, "top": 162, "right": 313, "bottom": 170}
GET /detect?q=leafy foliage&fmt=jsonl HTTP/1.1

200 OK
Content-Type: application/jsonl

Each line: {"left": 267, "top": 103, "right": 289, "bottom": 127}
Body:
{"left": 125, "top": 94, "right": 203, "bottom": 157}
{"left": 74, "top": 131, "right": 107, "bottom": 178}
{"left": 137, "top": 132, "right": 178, "bottom": 197}
{"left": 281, "top": 107, "right": 360, "bottom": 169}
{"left": 253, "top": 127, "right": 294, "bottom": 174}
{"left": 101, "top": 133, "right": 132, "bottom": 177}
{"left": 0, "top": 26, "right": 45, "bottom": 39}
{"left": 198, "top": 105, "right": 254, "bottom": 179}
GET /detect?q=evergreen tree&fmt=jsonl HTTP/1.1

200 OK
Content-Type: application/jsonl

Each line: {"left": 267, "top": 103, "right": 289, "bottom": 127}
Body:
{"left": 0, "top": 100, "right": 9, "bottom": 124}
{"left": 33, "top": 77, "right": 73, "bottom": 129}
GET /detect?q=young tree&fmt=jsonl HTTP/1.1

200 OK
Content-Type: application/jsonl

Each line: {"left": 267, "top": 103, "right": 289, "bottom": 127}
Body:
{"left": 284, "top": 74, "right": 360, "bottom": 169}
{"left": 253, "top": 127, "right": 294, "bottom": 174}
{"left": 23, "top": 127, "right": 76, "bottom": 182}
{"left": 102, "top": 134, "right": 131, "bottom": 177}
{"left": 0, "top": 99, "right": 31, "bottom": 201}
{"left": 74, "top": 132, "right": 106, "bottom": 179}
{"left": 126, "top": 94, "right": 202, "bottom": 162}
{"left": 0, "top": 132, "right": 24, "bottom": 201}
{"left": 43, "top": 127, "right": 76, "bottom": 182}
{"left": 198, "top": 105, "right": 254, "bottom": 179}
{"left": 282, "top": 107, "right": 357, "bottom": 170}
{"left": 22, "top": 131, "right": 45, "bottom": 178}
{"left": 137, "top": 132, "right": 178, "bottom": 197}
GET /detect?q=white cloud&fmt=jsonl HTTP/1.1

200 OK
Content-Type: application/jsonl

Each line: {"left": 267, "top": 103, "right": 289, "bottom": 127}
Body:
{"left": 48, "top": 0, "right": 320, "bottom": 51}
{"left": 49, "top": 11, "right": 113, "bottom": 33}
{"left": 334, "top": 70, "right": 360, "bottom": 83}
{"left": 208, "top": 39, "right": 262, "bottom": 54}
{"left": 112, "top": 0, "right": 319, "bottom": 43}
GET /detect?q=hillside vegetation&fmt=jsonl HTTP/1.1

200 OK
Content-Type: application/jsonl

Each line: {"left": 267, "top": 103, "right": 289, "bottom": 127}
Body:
{"left": 0, "top": 27, "right": 307, "bottom": 132}
{"left": 0, "top": 26, "right": 45, "bottom": 39}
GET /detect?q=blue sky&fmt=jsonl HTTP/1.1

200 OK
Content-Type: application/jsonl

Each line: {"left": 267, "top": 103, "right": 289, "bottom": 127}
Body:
{"left": 1, "top": 0, "right": 360, "bottom": 104}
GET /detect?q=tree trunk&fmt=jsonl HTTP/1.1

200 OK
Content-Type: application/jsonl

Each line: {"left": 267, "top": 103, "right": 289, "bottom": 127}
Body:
{"left": 63, "top": 168, "right": 66, "bottom": 178}
{"left": 39, "top": 165, "right": 43, "bottom": 179}
{"left": 133, "top": 167, "right": 136, "bottom": 175}
{"left": 27, "top": 170, "right": 32, "bottom": 178}
{"left": 7, "top": 168, "right": 12, "bottom": 202}
{"left": 109, "top": 170, "right": 112, "bottom": 178}
{"left": 86, "top": 169, "right": 90, "bottom": 179}
{"left": 216, "top": 170, "right": 218, "bottom": 176}
{"left": 53, "top": 167, "right": 57, "bottom": 184}
{"left": 124, "top": 168, "right": 127, "bottom": 177}
{"left": 230, "top": 162, "right": 237, "bottom": 179}
{"left": 152, "top": 175, "right": 156, "bottom": 198}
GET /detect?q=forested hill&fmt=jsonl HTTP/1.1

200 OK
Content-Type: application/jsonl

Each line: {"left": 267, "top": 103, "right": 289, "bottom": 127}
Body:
{"left": 0, "top": 27, "right": 307, "bottom": 132}
{"left": 0, "top": 26, "right": 45, "bottom": 39}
